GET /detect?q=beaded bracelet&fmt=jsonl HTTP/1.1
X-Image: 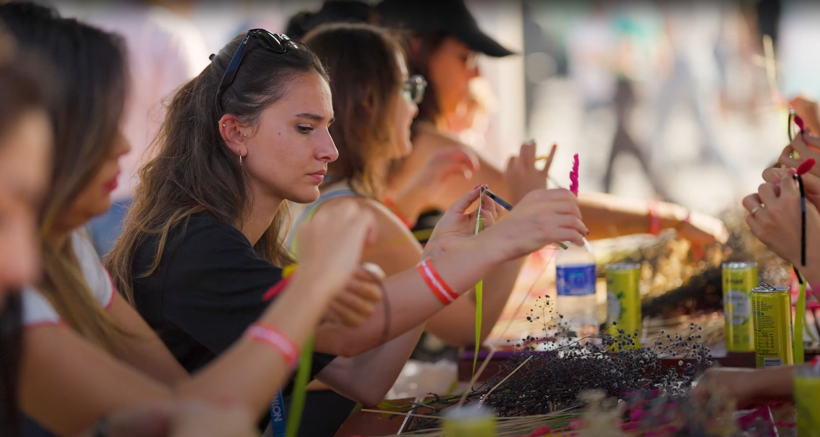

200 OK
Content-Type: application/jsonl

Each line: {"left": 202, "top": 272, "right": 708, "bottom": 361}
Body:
{"left": 417, "top": 258, "right": 458, "bottom": 305}
{"left": 246, "top": 322, "right": 300, "bottom": 369}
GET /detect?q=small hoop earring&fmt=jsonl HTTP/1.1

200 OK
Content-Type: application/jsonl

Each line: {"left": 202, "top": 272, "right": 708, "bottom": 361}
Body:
{"left": 239, "top": 155, "right": 243, "bottom": 165}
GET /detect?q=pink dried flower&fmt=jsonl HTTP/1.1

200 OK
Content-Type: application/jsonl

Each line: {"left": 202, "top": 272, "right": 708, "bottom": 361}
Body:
{"left": 569, "top": 154, "right": 579, "bottom": 196}
{"left": 629, "top": 408, "right": 644, "bottom": 422}
{"left": 530, "top": 425, "right": 551, "bottom": 436}
{"left": 568, "top": 420, "right": 585, "bottom": 430}
{"left": 797, "top": 158, "right": 816, "bottom": 176}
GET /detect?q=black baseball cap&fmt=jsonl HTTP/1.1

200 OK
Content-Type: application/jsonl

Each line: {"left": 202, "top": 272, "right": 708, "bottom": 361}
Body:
{"left": 376, "top": 0, "right": 515, "bottom": 58}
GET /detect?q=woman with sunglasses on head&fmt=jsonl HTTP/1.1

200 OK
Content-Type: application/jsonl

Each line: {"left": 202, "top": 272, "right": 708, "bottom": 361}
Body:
{"left": 0, "top": 3, "right": 382, "bottom": 436}
{"left": 375, "top": 0, "right": 728, "bottom": 255}
{"left": 297, "top": 23, "right": 574, "bottom": 351}
{"left": 106, "top": 13, "right": 585, "bottom": 421}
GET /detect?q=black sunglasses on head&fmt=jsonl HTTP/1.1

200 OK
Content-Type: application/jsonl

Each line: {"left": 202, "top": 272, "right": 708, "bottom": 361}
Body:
{"left": 214, "top": 29, "right": 298, "bottom": 113}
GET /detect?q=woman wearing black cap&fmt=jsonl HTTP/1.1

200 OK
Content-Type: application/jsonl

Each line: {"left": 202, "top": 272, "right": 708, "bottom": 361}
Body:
{"left": 377, "top": 0, "right": 729, "bottom": 255}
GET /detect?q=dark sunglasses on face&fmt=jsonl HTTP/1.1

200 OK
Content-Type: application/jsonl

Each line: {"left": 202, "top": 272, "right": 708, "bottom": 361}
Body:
{"left": 213, "top": 29, "right": 298, "bottom": 113}
{"left": 402, "top": 75, "right": 427, "bottom": 105}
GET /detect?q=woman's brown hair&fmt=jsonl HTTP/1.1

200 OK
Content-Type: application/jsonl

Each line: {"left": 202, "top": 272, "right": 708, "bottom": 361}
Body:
{"left": 107, "top": 31, "right": 329, "bottom": 303}
{"left": 0, "top": 2, "right": 129, "bottom": 353}
{"left": 0, "top": 19, "right": 51, "bottom": 437}
{"left": 303, "top": 23, "right": 406, "bottom": 199}
{"left": 403, "top": 31, "right": 447, "bottom": 127}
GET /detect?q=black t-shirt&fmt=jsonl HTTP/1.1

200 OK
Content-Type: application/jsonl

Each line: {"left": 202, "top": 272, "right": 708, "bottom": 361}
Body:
{"left": 131, "top": 212, "right": 336, "bottom": 395}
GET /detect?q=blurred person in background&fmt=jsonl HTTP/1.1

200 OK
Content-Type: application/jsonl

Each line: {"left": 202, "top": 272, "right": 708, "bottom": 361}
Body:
{"left": 651, "top": 1, "right": 736, "bottom": 176}
{"left": 85, "top": 0, "right": 208, "bottom": 256}
{"left": 374, "top": 0, "right": 727, "bottom": 254}
{"left": 566, "top": 2, "right": 669, "bottom": 197}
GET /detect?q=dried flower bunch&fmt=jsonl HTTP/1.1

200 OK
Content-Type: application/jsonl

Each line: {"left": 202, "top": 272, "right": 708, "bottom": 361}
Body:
{"left": 402, "top": 298, "right": 712, "bottom": 433}
{"left": 480, "top": 298, "right": 711, "bottom": 418}
{"left": 607, "top": 209, "right": 792, "bottom": 319}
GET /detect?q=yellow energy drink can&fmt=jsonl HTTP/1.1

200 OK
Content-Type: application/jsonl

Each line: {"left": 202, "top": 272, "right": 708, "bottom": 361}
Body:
{"left": 722, "top": 262, "right": 758, "bottom": 352}
{"left": 605, "top": 263, "right": 641, "bottom": 349}
{"left": 752, "top": 285, "right": 793, "bottom": 368}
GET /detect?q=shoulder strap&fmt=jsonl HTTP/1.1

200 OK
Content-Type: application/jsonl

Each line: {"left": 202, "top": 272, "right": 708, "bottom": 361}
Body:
{"left": 288, "top": 189, "right": 359, "bottom": 253}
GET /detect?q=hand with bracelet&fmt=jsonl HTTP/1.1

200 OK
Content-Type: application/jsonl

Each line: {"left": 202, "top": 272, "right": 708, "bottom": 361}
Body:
{"left": 420, "top": 185, "right": 501, "bottom": 259}
{"left": 421, "top": 186, "right": 586, "bottom": 261}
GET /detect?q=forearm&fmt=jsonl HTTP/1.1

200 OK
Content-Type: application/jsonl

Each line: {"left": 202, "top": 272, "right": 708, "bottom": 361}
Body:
{"left": 426, "top": 257, "right": 525, "bottom": 346}
{"left": 314, "top": 238, "right": 506, "bottom": 356}
{"left": 317, "top": 324, "right": 425, "bottom": 406}
{"left": 752, "top": 365, "right": 798, "bottom": 402}
{"left": 579, "top": 192, "right": 688, "bottom": 239}
{"left": 176, "top": 271, "right": 337, "bottom": 418}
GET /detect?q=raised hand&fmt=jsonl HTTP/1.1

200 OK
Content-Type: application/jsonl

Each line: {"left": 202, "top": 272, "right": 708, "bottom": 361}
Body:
{"left": 790, "top": 96, "right": 820, "bottom": 135}
{"left": 763, "top": 167, "right": 820, "bottom": 208}
{"left": 778, "top": 132, "right": 820, "bottom": 178}
{"left": 322, "top": 263, "right": 384, "bottom": 327}
{"left": 296, "top": 202, "right": 383, "bottom": 327}
{"left": 390, "top": 146, "right": 480, "bottom": 224}
{"left": 504, "top": 140, "right": 555, "bottom": 205}
{"left": 742, "top": 171, "right": 820, "bottom": 268}
{"left": 478, "top": 188, "right": 587, "bottom": 261}
{"left": 422, "top": 185, "right": 501, "bottom": 259}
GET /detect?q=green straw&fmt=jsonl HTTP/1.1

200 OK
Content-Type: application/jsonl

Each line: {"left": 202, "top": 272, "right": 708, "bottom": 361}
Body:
{"left": 473, "top": 189, "right": 486, "bottom": 376}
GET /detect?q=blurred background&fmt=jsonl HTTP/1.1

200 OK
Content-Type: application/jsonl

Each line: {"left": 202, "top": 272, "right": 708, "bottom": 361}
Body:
{"left": 42, "top": 0, "right": 820, "bottom": 216}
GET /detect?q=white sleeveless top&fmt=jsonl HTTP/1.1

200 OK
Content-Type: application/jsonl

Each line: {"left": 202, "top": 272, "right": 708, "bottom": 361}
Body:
{"left": 21, "top": 231, "right": 115, "bottom": 326}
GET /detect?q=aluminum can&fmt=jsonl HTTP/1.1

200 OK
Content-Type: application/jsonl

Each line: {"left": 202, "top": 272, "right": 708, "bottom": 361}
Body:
{"left": 752, "top": 285, "right": 793, "bottom": 368}
{"left": 605, "top": 263, "right": 641, "bottom": 349}
{"left": 722, "top": 262, "right": 758, "bottom": 352}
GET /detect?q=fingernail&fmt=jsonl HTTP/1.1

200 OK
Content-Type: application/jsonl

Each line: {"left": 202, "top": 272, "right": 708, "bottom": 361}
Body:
{"left": 585, "top": 229, "right": 590, "bottom": 236}
{"left": 474, "top": 184, "right": 481, "bottom": 190}
{"left": 480, "top": 205, "right": 485, "bottom": 212}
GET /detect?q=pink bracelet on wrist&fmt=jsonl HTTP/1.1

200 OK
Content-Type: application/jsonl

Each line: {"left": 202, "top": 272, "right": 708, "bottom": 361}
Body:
{"left": 246, "top": 323, "right": 300, "bottom": 369}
